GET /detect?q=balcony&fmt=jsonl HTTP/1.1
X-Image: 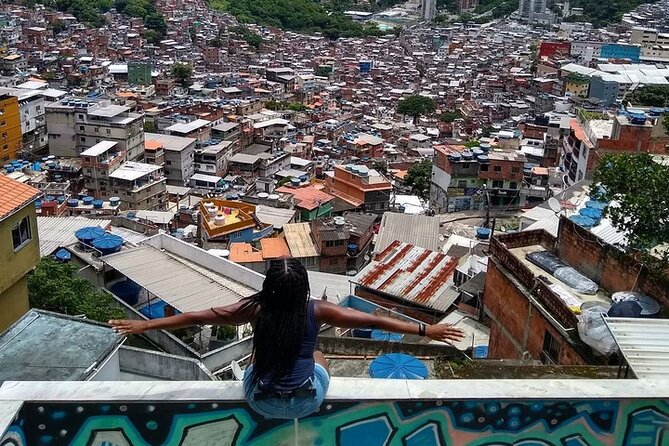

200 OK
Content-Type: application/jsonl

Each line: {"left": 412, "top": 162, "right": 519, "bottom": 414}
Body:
{"left": 1, "top": 379, "right": 667, "bottom": 445}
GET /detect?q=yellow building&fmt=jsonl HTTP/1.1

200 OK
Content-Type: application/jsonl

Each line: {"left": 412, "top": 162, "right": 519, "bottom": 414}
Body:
{"left": 0, "top": 174, "right": 40, "bottom": 331}
{"left": 564, "top": 74, "right": 590, "bottom": 98}
{"left": 0, "top": 94, "right": 22, "bottom": 162}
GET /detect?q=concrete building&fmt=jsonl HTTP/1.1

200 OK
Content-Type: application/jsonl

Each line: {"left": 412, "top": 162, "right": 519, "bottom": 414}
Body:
{"left": 80, "top": 140, "right": 127, "bottom": 199}
{"left": 630, "top": 27, "right": 669, "bottom": 61}
{"left": 422, "top": 0, "right": 437, "bottom": 21}
{"left": 194, "top": 140, "right": 234, "bottom": 177}
{"left": 198, "top": 199, "right": 274, "bottom": 248}
{"left": 108, "top": 161, "right": 166, "bottom": 210}
{"left": 326, "top": 165, "right": 392, "bottom": 214}
{"left": 599, "top": 43, "right": 641, "bottom": 62}
{"left": 0, "top": 88, "right": 47, "bottom": 155}
{"left": 46, "top": 99, "right": 144, "bottom": 160}
{"left": 0, "top": 94, "right": 22, "bottom": 162}
{"left": 0, "top": 175, "right": 40, "bottom": 331}
{"left": 128, "top": 62, "right": 152, "bottom": 86}
{"left": 144, "top": 133, "right": 196, "bottom": 186}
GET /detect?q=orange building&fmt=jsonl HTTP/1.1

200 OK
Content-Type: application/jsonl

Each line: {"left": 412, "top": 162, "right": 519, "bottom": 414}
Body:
{"left": 0, "top": 95, "right": 23, "bottom": 162}
{"left": 326, "top": 164, "right": 392, "bottom": 214}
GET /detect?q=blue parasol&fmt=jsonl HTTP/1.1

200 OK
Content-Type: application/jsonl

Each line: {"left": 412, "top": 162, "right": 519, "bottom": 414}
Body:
{"left": 369, "top": 353, "right": 428, "bottom": 379}
{"left": 371, "top": 330, "right": 403, "bottom": 342}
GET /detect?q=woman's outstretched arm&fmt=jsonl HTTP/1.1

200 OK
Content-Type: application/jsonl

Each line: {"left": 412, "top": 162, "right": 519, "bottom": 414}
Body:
{"left": 108, "top": 298, "right": 260, "bottom": 335}
{"left": 315, "top": 300, "right": 465, "bottom": 344}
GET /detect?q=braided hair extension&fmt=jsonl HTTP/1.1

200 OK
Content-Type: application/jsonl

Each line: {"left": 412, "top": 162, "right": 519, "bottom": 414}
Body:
{"left": 248, "top": 258, "right": 311, "bottom": 390}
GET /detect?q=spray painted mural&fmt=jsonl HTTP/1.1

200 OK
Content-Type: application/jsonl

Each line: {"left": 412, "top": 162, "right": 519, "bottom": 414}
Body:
{"left": 2, "top": 399, "right": 668, "bottom": 446}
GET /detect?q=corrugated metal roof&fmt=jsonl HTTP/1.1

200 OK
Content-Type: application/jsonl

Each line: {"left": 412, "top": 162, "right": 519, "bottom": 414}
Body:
{"left": 604, "top": 317, "right": 669, "bottom": 379}
{"left": 100, "top": 245, "right": 256, "bottom": 313}
{"left": 283, "top": 222, "right": 319, "bottom": 258}
{"left": 374, "top": 213, "right": 440, "bottom": 255}
{"left": 356, "top": 240, "right": 458, "bottom": 312}
{"left": 255, "top": 205, "right": 295, "bottom": 230}
{"left": 37, "top": 217, "right": 112, "bottom": 256}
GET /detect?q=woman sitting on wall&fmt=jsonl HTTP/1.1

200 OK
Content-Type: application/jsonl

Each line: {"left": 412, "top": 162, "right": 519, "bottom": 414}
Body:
{"left": 109, "top": 258, "right": 464, "bottom": 419}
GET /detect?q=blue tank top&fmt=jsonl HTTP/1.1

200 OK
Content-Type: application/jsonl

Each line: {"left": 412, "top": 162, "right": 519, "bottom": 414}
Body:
{"left": 271, "top": 299, "right": 319, "bottom": 390}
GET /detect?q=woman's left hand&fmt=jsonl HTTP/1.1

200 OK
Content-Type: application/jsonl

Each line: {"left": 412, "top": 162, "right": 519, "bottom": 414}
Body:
{"left": 425, "top": 324, "right": 466, "bottom": 344}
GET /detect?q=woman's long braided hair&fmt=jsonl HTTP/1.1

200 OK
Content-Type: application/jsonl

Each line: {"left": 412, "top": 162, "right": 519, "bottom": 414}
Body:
{"left": 249, "top": 258, "right": 311, "bottom": 389}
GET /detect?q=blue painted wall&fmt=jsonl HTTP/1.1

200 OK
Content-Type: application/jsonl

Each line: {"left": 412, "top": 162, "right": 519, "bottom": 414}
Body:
{"left": 600, "top": 44, "right": 641, "bottom": 63}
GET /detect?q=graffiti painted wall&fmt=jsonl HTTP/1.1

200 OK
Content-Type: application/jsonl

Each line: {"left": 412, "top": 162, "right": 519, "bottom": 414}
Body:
{"left": 2, "top": 399, "right": 669, "bottom": 446}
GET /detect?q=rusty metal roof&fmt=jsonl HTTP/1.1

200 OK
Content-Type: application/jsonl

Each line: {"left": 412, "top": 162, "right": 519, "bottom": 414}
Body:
{"left": 356, "top": 240, "right": 459, "bottom": 312}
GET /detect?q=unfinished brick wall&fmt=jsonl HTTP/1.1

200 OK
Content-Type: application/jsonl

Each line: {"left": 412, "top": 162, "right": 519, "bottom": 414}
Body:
{"left": 556, "top": 217, "right": 669, "bottom": 308}
{"left": 484, "top": 260, "right": 588, "bottom": 365}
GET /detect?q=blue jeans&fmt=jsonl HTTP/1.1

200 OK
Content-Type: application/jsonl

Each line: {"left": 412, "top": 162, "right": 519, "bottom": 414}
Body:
{"left": 243, "top": 364, "right": 330, "bottom": 419}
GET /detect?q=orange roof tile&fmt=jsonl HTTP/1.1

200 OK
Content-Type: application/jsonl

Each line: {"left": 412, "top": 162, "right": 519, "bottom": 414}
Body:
{"left": 0, "top": 174, "right": 40, "bottom": 220}
{"left": 144, "top": 140, "right": 163, "bottom": 151}
{"left": 228, "top": 243, "right": 264, "bottom": 263}
{"left": 260, "top": 238, "right": 291, "bottom": 259}
{"left": 276, "top": 185, "right": 334, "bottom": 211}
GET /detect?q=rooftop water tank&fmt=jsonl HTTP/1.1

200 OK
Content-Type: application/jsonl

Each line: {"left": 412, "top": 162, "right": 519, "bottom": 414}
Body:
{"left": 5, "top": 166, "right": 14, "bottom": 173}
{"left": 611, "top": 291, "right": 661, "bottom": 318}
{"left": 334, "top": 216, "right": 346, "bottom": 226}
{"left": 92, "top": 234, "right": 124, "bottom": 256}
{"left": 477, "top": 155, "right": 489, "bottom": 163}
{"left": 347, "top": 243, "right": 358, "bottom": 251}
{"left": 462, "top": 151, "right": 474, "bottom": 160}
{"left": 208, "top": 207, "right": 218, "bottom": 217}
{"left": 75, "top": 226, "right": 106, "bottom": 247}
{"left": 92, "top": 200, "right": 104, "bottom": 209}
{"left": 55, "top": 248, "right": 71, "bottom": 262}
{"left": 473, "top": 149, "right": 484, "bottom": 157}
{"left": 258, "top": 192, "right": 269, "bottom": 199}
{"left": 45, "top": 195, "right": 55, "bottom": 202}
{"left": 66, "top": 199, "right": 80, "bottom": 207}
{"left": 110, "top": 280, "right": 141, "bottom": 306}
{"left": 82, "top": 196, "right": 94, "bottom": 206}
{"left": 569, "top": 214, "right": 596, "bottom": 229}
{"left": 34, "top": 200, "right": 42, "bottom": 208}
{"left": 299, "top": 175, "right": 308, "bottom": 182}
{"left": 291, "top": 178, "right": 301, "bottom": 186}
{"left": 267, "top": 194, "right": 279, "bottom": 201}
{"left": 479, "top": 143, "right": 491, "bottom": 152}
{"left": 109, "top": 197, "right": 121, "bottom": 206}
{"left": 56, "top": 196, "right": 65, "bottom": 204}
{"left": 476, "top": 227, "right": 492, "bottom": 239}
{"left": 448, "top": 153, "right": 462, "bottom": 161}
{"left": 214, "top": 215, "right": 226, "bottom": 225}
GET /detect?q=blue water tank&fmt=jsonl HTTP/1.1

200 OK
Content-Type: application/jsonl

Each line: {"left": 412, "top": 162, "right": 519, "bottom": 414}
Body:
{"left": 473, "top": 149, "right": 484, "bottom": 157}
{"left": 66, "top": 199, "right": 79, "bottom": 207}
{"left": 55, "top": 248, "right": 71, "bottom": 262}
{"left": 347, "top": 243, "right": 358, "bottom": 251}
{"left": 569, "top": 214, "right": 596, "bottom": 229}
{"left": 57, "top": 196, "right": 66, "bottom": 204}
{"left": 75, "top": 226, "right": 106, "bottom": 247}
{"left": 462, "top": 151, "right": 474, "bottom": 160}
{"left": 82, "top": 196, "right": 94, "bottom": 205}
{"left": 477, "top": 155, "right": 489, "bottom": 163}
{"left": 92, "top": 234, "right": 124, "bottom": 255}
{"left": 45, "top": 195, "right": 55, "bottom": 202}
{"left": 34, "top": 200, "right": 42, "bottom": 208}
{"left": 476, "top": 227, "right": 492, "bottom": 239}
{"left": 110, "top": 280, "right": 141, "bottom": 305}
{"left": 5, "top": 166, "right": 14, "bottom": 173}
{"left": 448, "top": 153, "right": 462, "bottom": 161}
{"left": 479, "top": 143, "right": 490, "bottom": 152}
{"left": 92, "top": 199, "right": 104, "bottom": 209}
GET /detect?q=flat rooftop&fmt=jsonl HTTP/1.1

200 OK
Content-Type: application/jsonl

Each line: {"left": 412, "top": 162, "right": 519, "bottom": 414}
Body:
{"left": 0, "top": 310, "right": 120, "bottom": 382}
{"left": 109, "top": 162, "right": 161, "bottom": 181}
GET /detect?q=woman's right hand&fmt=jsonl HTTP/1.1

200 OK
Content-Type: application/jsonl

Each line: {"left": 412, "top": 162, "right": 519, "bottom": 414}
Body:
{"left": 425, "top": 324, "right": 466, "bottom": 344}
{"left": 109, "top": 319, "right": 149, "bottom": 335}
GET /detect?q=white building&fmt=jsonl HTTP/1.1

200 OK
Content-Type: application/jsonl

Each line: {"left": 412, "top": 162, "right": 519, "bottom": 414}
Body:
{"left": 0, "top": 87, "right": 47, "bottom": 153}
{"left": 46, "top": 98, "right": 144, "bottom": 160}
{"left": 145, "top": 133, "right": 196, "bottom": 187}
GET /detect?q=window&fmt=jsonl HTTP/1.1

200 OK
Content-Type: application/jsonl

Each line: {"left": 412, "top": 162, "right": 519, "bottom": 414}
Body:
{"left": 166, "top": 160, "right": 172, "bottom": 165}
{"left": 106, "top": 129, "right": 111, "bottom": 135}
{"left": 493, "top": 165, "right": 502, "bottom": 172}
{"left": 79, "top": 126, "right": 84, "bottom": 131}
{"left": 457, "top": 180, "right": 467, "bottom": 188}
{"left": 80, "top": 136, "right": 86, "bottom": 142}
{"left": 12, "top": 217, "right": 31, "bottom": 251}
{"left": 78, "top": 114, "right": 84, "bottom": 119}
{"left": 0, "top": 120, "right": 6, "bottom": 127}
{"left": 479, "top": 164, "right": 488, "bottom": 171}
{"left": 2, "top": 132, "right": 7, "bottom": 139}
{"left": 492, "top": 180, "right": 503, "bottom": 188}
{"left": 541, "top": 330, "right": 561, "bottom": 364}
{"left": 511, "top": 166, "right": 520, "bottom": 173}
{"left": 95, "top": 127, "right": 99, "bottom": 133}
{"left": 509, "top": 182, "right": 518, "bottom": 189}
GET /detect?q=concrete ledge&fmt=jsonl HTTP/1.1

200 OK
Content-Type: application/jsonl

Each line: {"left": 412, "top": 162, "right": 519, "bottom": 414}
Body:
{"left": 2, "top": 379, "right": 669, "bottom": 403}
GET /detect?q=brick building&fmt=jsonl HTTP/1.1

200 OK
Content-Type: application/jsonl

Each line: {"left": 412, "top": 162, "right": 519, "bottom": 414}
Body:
{"left": 326, "top": 164, "right": 392, "bottom": 214}
{"left": 484, "top": 217, "right": 668, "bottom": 365}
{"left": 310, "top": 212, "right": 376, "bottom": 274}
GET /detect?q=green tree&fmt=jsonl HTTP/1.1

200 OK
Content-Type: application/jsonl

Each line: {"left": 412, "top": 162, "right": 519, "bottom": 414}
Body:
{"left": 52, "top": 20, "right": 67, "bottom": 34}
{"left": 592, "top": 153, "right": 669, "bottom": 271}
{"left": 397, "top": 95, "right": 436, "bottom": 124}
{"left": 28, "top": 258, "right": 124, "bottom": 322}
{"left": 287, "top": 103, "right": 308, "bottom": 112}
{"left": 626, "top": 85, "right": 669, "bottom": 107}
{"left": 170, "top": 63, "right": 193, "bottom": 86}
{"left": 208, "top": 37, "right": 224, "bottom": 47}
{"left": 405, "top": 159, "right": 433, "bottom": 199}
{"left": 314, "top": 66, "right": 332, "bottom": 77}
{"left": 440, "top": 110, "right": 462, "bottom": 123}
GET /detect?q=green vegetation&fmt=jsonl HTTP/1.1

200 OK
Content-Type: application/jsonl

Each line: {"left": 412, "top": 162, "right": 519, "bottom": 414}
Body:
{"left": 265, "top": 100, "right": 309, "bottom": 112}
{"left": 565, "top": 0, "right": 659, "bottom": 27}
{"left": 315, "top": 66, "right": 333, "bottom": 77}
{"left": 464, "top": 140, "right": 481, "bottom": 148}
{"left": 405, "top": 159, "right": 432, "bottom": 199}
{"left": 170, "top": 63, "right": 192, "bottom": 86}
{"left": 626, "top": 85, "right": 669, "bottom": 107}
{"left": 210, "top": 0, "right": 385, "bottom": 39}
{"left": 28, "top": 257, "right": 124, "bottom": 323}
{"left": 592, "top": 153, "right": 669, "bottom": 272}
{"left": 397, "top": 95, "right": 436, "bottom": 124}
{"left": 208, "top": 36, "right": 224, "bottom": 48}
{"left": 50, "top": 0, "right": 166, "bottom": 37}
{"left": 229, "top": 25, "right": 263, "bottom": 48}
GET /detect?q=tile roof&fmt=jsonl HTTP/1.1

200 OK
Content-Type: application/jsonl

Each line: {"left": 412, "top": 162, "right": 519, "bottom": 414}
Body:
{"left": 276, "top": 185, "right": 334, "bottom": 211}
{"left": 260, "top": 237, "right": 291, "bottom": 259}
{"left": 0, "top": 174, "right": 40, "bottom": 221}
{"left": 229, "top": 243, "right": 264, "bottom": 263}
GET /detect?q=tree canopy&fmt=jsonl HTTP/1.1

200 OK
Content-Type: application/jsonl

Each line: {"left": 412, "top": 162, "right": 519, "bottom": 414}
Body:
{"left": 170, "top": 63, "right": 193, "bottom": 86}
{"left": 440, "top": 110, "right": 462, "bottom": 123}
{"left": 397, "top": 95, "right": 436, "bottom": 123}
{"left": 405, "top": 159, "right": 433, "bottom": 199}
{"left": 626, "top": 85, "right": 669, "bottom": 108}
{"left": 211, "top": 0, "right": 387, "bottom": 39}
{"left": 592, "top": 153, "right": 669, "bottom": 270}
{"left": 229, "top": 26, "right": 263, "bottom": 48}
{"left": 265, "top": 100, "right": 308, "bottom": 112}
{"left": 28, "top": 257, "right": 124, "bottom": 322}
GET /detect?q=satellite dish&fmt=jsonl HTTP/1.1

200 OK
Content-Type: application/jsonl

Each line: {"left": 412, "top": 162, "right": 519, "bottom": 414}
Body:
{"left": 548, "top": 197, "right": 563, "bottom": 213}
